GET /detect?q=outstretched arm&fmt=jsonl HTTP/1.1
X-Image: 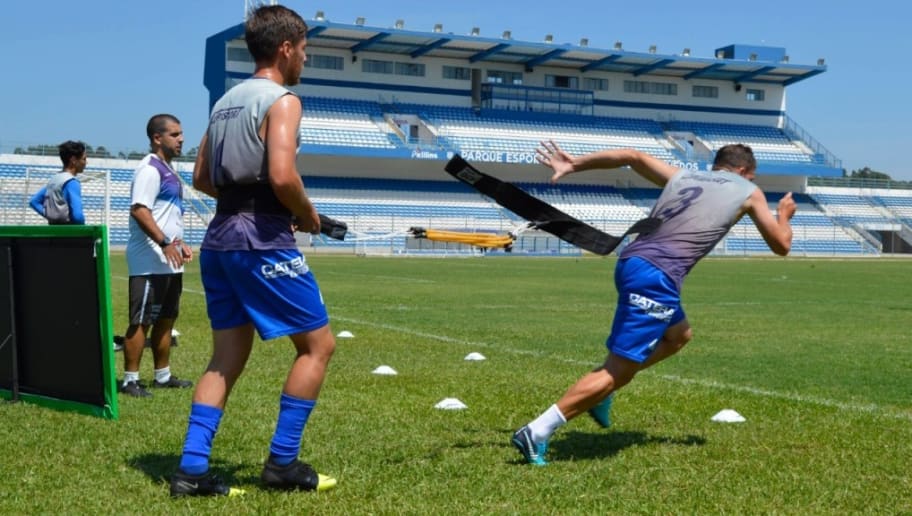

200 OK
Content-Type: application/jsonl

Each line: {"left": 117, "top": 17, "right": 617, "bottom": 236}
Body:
{"left": 536, "top": 140, "right": 679, "bottom": 187}
{"left": 745, "top": 190, "right": 796, "bottom": 256}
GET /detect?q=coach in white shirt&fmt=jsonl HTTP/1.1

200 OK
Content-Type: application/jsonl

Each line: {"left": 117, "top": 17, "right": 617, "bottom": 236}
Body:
{"left": 120, "top": 113, "right": 194, "bottom": 398}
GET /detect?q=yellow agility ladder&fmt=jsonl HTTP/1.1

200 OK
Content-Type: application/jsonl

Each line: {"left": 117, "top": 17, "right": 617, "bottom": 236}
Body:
{"left": 409, "top": 227, "right": 515, "bottom": 249}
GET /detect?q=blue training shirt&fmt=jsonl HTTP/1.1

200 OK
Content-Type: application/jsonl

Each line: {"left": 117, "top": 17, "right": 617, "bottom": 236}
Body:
{"left": 28, "top": 176, "right": 85, "bottom": 224}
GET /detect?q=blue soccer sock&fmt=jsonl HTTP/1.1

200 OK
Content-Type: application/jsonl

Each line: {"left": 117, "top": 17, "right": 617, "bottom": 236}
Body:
{"left": 268, "top": 393, "right": 316, "bottom": 466}
{"left": 178, "top": 403, "right": 223, "bottom": 476}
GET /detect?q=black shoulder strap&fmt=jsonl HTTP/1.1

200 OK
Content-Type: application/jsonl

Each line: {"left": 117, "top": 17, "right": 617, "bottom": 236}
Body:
{"left": 444, "top": 155, "right": 660, "bottom": 255}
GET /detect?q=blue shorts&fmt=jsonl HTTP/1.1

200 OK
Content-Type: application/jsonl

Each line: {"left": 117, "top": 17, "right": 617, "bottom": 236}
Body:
{"left": 200, "top": 248, "right": 329, "bottom": 340}
{"left": 606, "top": 257, "right": 686, "bottom": 363}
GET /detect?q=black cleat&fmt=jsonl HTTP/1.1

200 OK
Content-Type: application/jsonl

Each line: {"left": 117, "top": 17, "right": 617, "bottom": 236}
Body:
{"left": 261, "top": 458, "right": 337, "bottom": 492}
{"left": 151, "top": 375, "right": 193, "bottom": 388}
{"left": 120, "top": 381, "right": 152, "bottom": 398}
{"left": 170, "top": 470, "right": 232, "bottom": 498}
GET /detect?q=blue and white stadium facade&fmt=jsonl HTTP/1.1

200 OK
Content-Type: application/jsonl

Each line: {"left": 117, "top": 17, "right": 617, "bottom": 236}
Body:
{"left": 3, "top": 13, "right": 911, "bottom": 255}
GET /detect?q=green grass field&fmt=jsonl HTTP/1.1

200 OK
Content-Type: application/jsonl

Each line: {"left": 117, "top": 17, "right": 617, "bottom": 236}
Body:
{"left": 2, "top": 254, "right": 911, "bottom": 514}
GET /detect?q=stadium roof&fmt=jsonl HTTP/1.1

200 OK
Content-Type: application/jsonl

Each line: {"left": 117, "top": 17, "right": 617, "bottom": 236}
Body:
{"left": 284, "top": 19, "right": 825, "bottom": 87}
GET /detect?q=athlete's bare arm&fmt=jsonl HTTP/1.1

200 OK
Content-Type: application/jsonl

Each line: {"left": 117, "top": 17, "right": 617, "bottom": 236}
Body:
{"left": 744, "top": 189, "right": 796, "bottom": 255}
{"left": 536, "top": 140, "right": 679, "bottom": 187}
{"left": 192, "top": 133, "right": 218, "bottom": 198}
{"left": 264, "top": 94, "right": 320, "bottom": 234}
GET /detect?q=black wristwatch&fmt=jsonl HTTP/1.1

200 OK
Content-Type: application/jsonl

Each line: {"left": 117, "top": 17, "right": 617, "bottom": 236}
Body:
{"left": 159, "top": 236, "right": 172, "bottom": 248}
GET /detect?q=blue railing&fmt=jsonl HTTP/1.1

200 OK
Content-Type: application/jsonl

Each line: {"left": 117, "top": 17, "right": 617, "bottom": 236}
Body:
{"left": 780, "top": 113, "right": 842, "bottom": 169}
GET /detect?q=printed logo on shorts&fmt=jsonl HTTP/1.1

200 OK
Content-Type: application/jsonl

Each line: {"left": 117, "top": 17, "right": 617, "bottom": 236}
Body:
{"left": 628, "top": 293, "right": 675, "bottom": 321}
{"left": 261, "top": 255, "right": 309, "bottom": 280}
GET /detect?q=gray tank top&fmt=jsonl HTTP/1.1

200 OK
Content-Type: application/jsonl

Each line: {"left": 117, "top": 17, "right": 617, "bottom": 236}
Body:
{"left": 207, "top": 77, "right": 298, "bottom": 187}
{"left": 44, "top": 171, "right": 75, "bottom": 224}
{"left": 201, "top": 77, "right": 300, "bottom": 251}
{"left": 620, "top": 169, "right": 757, "bottom": 289}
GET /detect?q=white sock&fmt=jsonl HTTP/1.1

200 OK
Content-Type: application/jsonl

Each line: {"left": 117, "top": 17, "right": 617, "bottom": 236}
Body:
{"left": 123, "top": 371, "right": 140, "bottom": 387}
{"left": 528, "top": 404, "right": 567, "bottom": 442}
{"left": 154, "top": 366, "right": 171, "bottom": 383}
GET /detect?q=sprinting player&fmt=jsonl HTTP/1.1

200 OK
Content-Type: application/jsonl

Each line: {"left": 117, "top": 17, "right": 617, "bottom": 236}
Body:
{"left": 171, "top": 5, "right": 337, "bottom": 497}
{"left": 29, "top": 140, "right": 87, "bottom": 225}
{"left": 512, "top": 141, "right": 796, "bottom": 465}
{"left": 120, "top": 114, "right": 193, "bottom": 397}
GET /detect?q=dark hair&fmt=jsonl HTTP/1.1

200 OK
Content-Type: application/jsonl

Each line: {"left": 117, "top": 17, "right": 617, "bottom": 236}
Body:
{"left": 245, "top": 5, "right": 308, "bottom": 62}
{"left": 58, "top": 140, "right": 86, "bottom": 167}
{"left": 712, "top": 144, "right": 756, "bottom": 172}
{"left": 146, "top": 114, "right": 181, "bottom": 141}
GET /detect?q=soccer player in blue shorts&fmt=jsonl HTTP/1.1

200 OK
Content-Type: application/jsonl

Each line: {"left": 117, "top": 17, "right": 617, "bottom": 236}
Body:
{"left": 511, "top": 141, "right": 797, "bottom": 465}
{"left": 170, "top": 5, "right": 336, "bottom": 496}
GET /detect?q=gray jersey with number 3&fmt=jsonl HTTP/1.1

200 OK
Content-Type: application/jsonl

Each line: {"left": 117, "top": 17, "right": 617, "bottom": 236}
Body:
{"left": 620, "top": 168, "right": 756, "bottom": 289}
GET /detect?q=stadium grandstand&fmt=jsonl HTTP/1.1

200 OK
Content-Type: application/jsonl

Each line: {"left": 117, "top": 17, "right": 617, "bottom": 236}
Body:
{"left": 2, "top": 10, "right": 911, "bottom": 256}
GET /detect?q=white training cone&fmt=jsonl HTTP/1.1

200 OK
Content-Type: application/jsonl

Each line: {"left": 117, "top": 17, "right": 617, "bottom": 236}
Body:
{"left": 337, "top": 330, "right": 354, "bottom": 338}
{"left": 464, "top": 352, "right": 486, "bottom": 361}
{"left": 711, "top": 409, "right": 746, "bottom": 423}
{"left": 372, "top": 365, "right": 397, "bottom": 376}
{"left": 434, "top": 398, "right": 467, "bottom": 410}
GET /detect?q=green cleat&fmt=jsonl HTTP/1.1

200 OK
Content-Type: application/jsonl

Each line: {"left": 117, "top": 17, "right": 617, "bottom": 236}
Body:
{"left": 588, "top": 393, "right": 614, "bottom": 429}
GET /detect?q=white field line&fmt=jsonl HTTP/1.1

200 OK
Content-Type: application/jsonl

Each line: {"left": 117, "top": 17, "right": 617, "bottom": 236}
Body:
{"left": 111, "top": 274, "right": 911, "bottom": 422}
{"left": 331, "top": 314, "right": 912, "bottom": 422}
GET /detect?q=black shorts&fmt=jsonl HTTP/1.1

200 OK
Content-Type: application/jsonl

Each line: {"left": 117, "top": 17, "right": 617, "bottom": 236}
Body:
{"left": 128, "top": 274, "right": 183, "bottom": 326}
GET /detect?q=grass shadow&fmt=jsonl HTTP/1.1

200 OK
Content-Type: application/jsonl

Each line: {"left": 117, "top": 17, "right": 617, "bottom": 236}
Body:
{"left": 444, "top": 426, "right": 705, "bottom": 465}
{"left": 550, "top": 430, "right": 706, "bottom": 461}
{"left": 128, "top": 453, "right": 253, "bottom": 486}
